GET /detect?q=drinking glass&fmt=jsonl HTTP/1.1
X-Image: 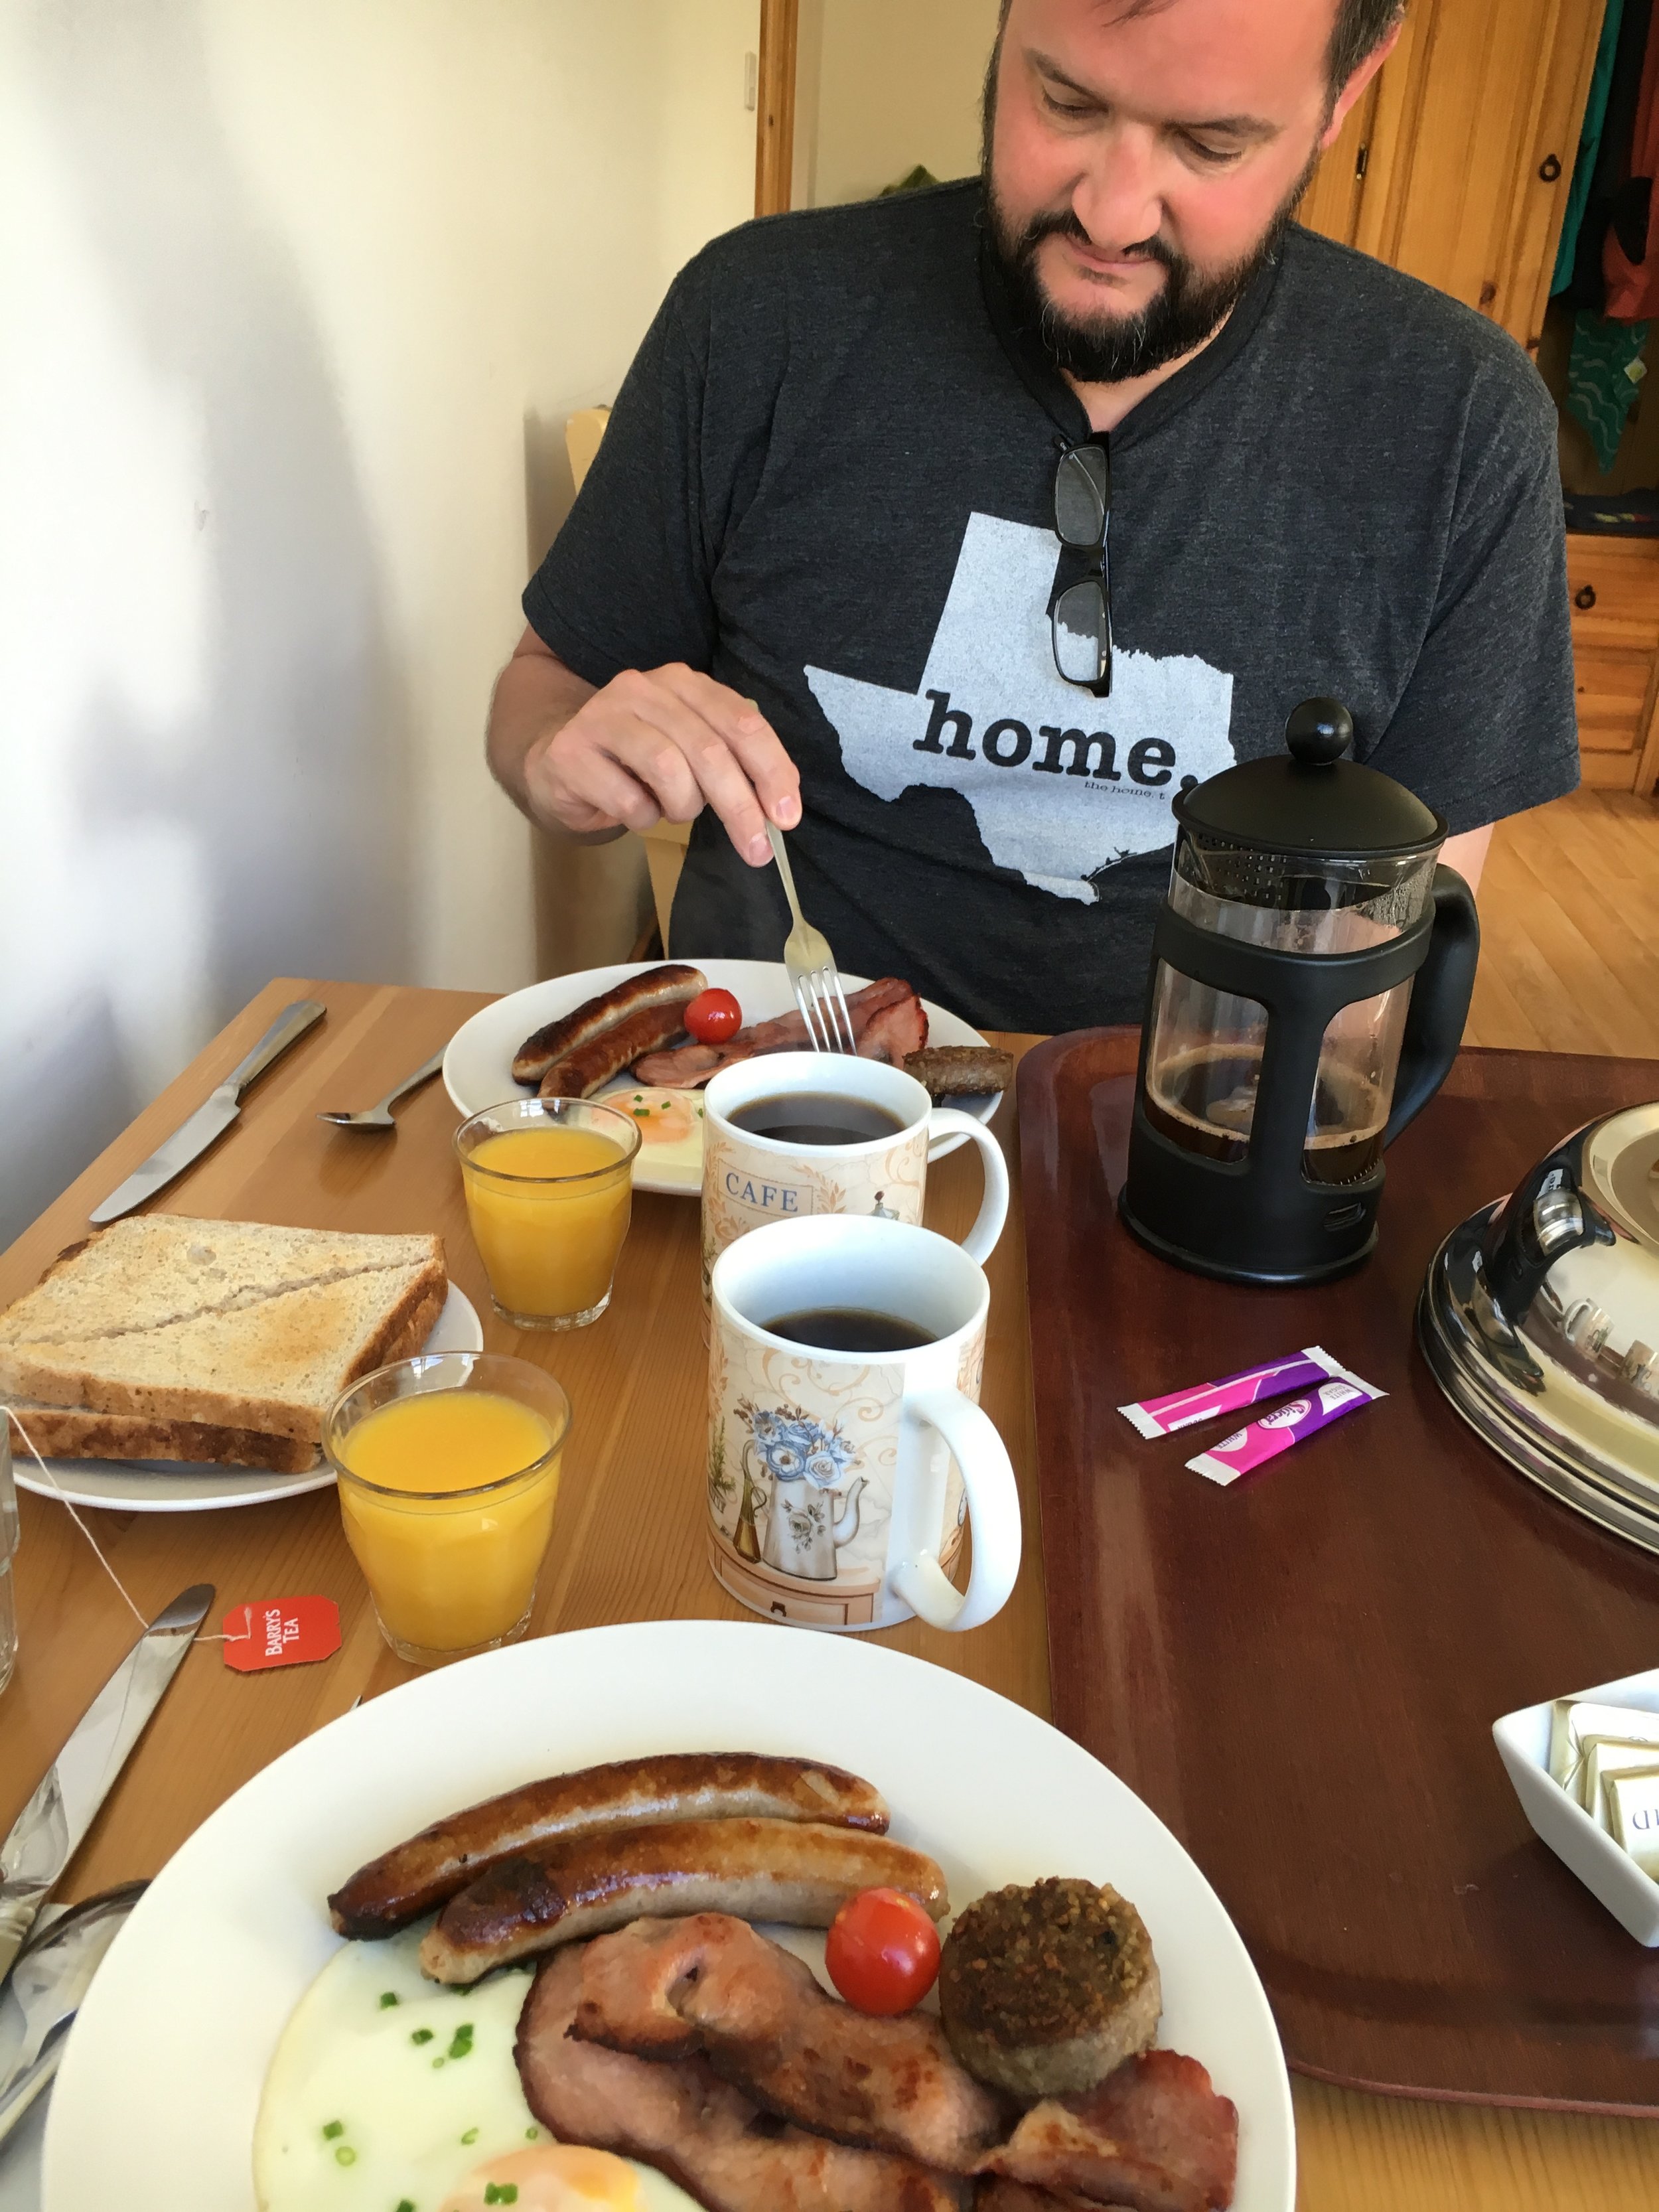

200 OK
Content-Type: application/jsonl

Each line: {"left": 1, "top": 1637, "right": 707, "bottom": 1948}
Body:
{"left": 456, "top": 1096, "right": 641, "bottom": 1329}
{"left": 325, "top": 1352, "right": 571, "bottom": 1666}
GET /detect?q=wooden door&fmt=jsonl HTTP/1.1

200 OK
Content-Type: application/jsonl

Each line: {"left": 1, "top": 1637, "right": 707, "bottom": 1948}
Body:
{"left": 1301, "top": 0, "right": 1605, "bottom": 354}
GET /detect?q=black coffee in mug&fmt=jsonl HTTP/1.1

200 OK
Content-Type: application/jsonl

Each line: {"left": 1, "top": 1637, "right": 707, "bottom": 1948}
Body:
{"left": 727, "top": 1094, "right": 908, "bottom": 1148}
{"left": 762, "top": 1306, "right": 938, "bottom": 1353}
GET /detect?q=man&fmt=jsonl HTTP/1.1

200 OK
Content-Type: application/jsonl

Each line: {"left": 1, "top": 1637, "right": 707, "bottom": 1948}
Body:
{"left": 487, "top": 0, "right": 1577, "bottom": 1032}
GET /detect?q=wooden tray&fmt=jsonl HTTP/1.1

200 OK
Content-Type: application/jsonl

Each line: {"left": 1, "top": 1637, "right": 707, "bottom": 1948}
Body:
{"left": 1019, "top": 1031, "right": 1659, "bottom": 2114}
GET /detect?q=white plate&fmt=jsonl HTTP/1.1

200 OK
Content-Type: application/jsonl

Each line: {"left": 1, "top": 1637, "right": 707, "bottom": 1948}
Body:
{"left": 444, "top": 959, "right": 1001, "bottom": 1197}
{"left": 13, "top": 1284, "right": 482, "bottom": 1514}
{"left": 44, "top": 1620, "right": 1294, "bottom": 2212}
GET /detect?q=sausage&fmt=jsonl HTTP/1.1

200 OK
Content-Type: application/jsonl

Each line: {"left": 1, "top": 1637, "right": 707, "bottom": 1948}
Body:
{"left": 903, "top": 1047, "right": 1014, "bottom": 1100}
{"left": 513, "top": 964, "right": 706, "bottom": 1084}
{"left": 539, "top": 999, "right": 699, "bottom": 1099}
{"left": 326, "top": 1750, "right": 889, "bottom": 1939}
{"left": 419, "top": 1816, "right": 948, "bottom": 1984}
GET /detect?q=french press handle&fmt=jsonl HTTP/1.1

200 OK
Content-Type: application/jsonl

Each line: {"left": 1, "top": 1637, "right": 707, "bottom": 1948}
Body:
{"left": 1383, "top": 866, "right": 1481, "bottom": 1145}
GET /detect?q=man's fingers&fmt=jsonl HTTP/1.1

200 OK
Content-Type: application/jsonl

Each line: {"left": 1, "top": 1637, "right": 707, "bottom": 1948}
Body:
{"left": 660, "top": 668, "right": 802, "bottom": 832}
{"left": 530, "top": 734, "right": 662, "bottom": 835}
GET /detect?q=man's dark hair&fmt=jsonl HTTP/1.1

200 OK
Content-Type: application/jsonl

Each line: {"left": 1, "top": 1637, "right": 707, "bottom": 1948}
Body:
{"left": 991, "top": 0, "right": 1404, "bottom": 102}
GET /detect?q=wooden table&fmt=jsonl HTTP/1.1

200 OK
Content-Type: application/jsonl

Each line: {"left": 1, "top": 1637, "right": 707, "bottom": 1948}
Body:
{"left": 3, "top": 977, "right": 1656, "bottom": 2211}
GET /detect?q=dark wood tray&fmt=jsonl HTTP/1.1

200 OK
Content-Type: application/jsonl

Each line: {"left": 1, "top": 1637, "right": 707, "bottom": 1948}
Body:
{"left": 1019, "top": 1031, "right": 1659, "bottom": 2114}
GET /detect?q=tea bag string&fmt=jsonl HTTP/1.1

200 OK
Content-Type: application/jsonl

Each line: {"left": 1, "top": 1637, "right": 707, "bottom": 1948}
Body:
{"left": 6, "top": 1409, "right": 244, "bottom": 1644}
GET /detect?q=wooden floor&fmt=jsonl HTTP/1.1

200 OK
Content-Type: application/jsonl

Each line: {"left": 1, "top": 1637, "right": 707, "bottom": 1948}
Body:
{"left": 1466, "top": 787, "right": 1659, "bottom": 1057}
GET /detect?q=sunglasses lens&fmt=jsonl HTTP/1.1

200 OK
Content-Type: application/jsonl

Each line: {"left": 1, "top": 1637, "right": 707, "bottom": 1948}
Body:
{"left": 1054, "top": 445, "right": 1109, "bottom": 546}
{"left": 1052, "top": 577, "right": 1110, "bottom": 687}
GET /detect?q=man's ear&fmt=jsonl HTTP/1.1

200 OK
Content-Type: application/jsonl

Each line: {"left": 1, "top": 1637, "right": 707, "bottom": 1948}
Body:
{"left": 1321, "top": 19, "right": 1404, "bottom": 152}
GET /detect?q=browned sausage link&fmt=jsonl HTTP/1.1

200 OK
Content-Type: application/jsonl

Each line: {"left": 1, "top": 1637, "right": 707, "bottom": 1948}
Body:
{"left": 512, "top": 964, "right": 706, "bottom": 1084}
{"left": 538, "top": 999, "right": 701, "bottom": 1099}
{"left": 419, "top": 1816, "right": 948, "bottom": 1984}
{"left": 902, "top": 1047, "right": 1015, "bottom": 1100}
{"left": 326, "top": 1751, "right": 889, "bottom": 1938}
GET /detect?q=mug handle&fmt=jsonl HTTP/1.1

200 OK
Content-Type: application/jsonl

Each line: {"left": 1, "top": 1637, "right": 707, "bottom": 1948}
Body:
{"left": 887, "top": 1387, "right": 1022, "bottom": 1633}
{"left": 924, "top": 1109, "right": 1009, "bottom": 1264}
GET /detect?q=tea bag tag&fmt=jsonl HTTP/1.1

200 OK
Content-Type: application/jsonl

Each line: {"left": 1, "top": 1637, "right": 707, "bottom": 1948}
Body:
{"left": 222, "top": 1595, "right": 341, "bottom": 1672}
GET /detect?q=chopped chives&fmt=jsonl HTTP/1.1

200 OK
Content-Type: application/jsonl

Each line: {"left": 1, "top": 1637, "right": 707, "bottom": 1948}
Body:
{"left": 524, "top": 2125, "right": 539, "bottom": 2140}
{"left": 447, "top": 2023, "right": 474, "bottom": 2059}
{"left": 378, "top": 1991, "right": 399, "bottom": 2008}
{"left": 321, "top": 2120, "right": 344, "bottom": 2140}
{"left": 460, "top": 2127, "right": 479, "bottom": 2144}
{"left": 333, "top": 2145, "right": 357, "bottom": 2167}
{"left": 484, "top": 2188, "right": 520, "bottom": 2206}
{"left": 410, "top": 2028, "right": 434, "bottom": 2045}
{"left": 396, "top": 2202, "right": 416, "bottom": 2212}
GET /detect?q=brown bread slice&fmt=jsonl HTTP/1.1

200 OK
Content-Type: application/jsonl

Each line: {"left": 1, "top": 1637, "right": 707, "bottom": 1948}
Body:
{"left": 6, "top": 1399, "right": 319, "bottom": 1473}
{"left": 0, "top": 1258, "right": 446, "bottom": 1445}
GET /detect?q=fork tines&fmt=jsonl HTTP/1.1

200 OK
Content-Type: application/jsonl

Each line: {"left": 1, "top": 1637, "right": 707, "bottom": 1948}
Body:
{"left": 795, "top": 970, "right": 857, "bottom": 1055}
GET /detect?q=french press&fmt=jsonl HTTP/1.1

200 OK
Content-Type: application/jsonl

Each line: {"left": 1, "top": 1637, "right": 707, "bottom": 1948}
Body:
{"left": 1120, "top": 700, "right": 1481, "bottom": 1285}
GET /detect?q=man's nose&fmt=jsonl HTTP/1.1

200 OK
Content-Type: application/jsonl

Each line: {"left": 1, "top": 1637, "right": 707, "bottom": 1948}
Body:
{"left": 1070, "top": 120, "right": 1164, "bottom": 258}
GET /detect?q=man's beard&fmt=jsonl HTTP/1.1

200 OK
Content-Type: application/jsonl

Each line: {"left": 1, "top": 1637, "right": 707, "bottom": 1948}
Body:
{"left": 983, "top": 159, "right": 1315, "bottom": 383}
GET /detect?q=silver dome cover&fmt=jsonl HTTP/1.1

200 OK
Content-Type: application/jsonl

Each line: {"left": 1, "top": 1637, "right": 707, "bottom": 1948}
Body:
{"left": 1419, "top": 1101, "right": 1659, "bottom": 1552}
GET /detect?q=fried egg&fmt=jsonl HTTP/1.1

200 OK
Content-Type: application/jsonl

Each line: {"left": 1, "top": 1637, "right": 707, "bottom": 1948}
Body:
{"left": 609, "top": 1086, "right": 704, "bottom": 1175}
{"left": 253, "top": 1927, "right": 697, "bottom": 2212}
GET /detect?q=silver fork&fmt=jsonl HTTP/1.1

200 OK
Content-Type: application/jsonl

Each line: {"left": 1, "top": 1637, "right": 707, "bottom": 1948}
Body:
{"left": 767, "top": 821, "right": 855, "bottom": 1054}
{"left": 317, "top": 1047, "right": 447, "bottom": 1130}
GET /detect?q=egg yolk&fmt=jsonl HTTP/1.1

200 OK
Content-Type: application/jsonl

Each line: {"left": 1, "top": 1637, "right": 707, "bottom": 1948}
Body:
{"left": 440, "top": 2144, "right": 646, "bottom": 2211}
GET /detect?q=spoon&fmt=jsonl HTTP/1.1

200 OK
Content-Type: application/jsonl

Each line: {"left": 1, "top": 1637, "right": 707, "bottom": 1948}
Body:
{"left": 317, "top": 1046, "right": 447, "bottom": 1130}
{"left": 0, "top": 1883, "right": 145, "bottom": 2144}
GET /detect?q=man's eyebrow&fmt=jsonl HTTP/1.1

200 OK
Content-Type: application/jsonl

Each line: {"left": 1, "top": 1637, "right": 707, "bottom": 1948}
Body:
{"left": 1025, "top": 47, "right": 1281, "bottom": 141}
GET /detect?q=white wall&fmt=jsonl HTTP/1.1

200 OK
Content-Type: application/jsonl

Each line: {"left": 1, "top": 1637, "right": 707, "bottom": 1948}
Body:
{"left": 0, "top": 0, "right": 758, "bottom": 1245}
{"left": 801, "top": 0, "right": 1001, "bottom": 208}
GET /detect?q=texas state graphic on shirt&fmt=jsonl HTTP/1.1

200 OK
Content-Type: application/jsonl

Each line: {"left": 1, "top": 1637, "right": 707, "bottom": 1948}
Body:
{"left": 806, "top": 511, "right": 1237, "bottom": 903}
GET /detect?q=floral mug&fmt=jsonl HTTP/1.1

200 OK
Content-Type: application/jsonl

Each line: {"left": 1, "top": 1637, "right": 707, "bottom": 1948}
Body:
{"left": 706, "top": 1214, "right": 1021, "bottom": 1633}
{"left": 700, "top": 1051, "right": 1008, "bottom": 1303}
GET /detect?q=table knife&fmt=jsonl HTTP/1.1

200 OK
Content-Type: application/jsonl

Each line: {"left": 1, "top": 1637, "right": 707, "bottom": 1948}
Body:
{"left": 0, "top": 1882, "right": 145, "bottom": 2146}
{"left": 0, "top": 1585, "right": 212, "bottom": 1986}
{"left": 88, "top": 999, "right": 325, "bottom": 1223}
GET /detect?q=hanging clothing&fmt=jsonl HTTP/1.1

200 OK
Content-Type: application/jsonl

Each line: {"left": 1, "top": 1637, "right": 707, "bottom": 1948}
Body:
{"left": 1605, "top": 2, "right": 1659, "bottom": 318}
{"left": 1555, "top": 0, "right": 1627, "bottom": 292}
{"left": 1566, "top": 312, "right": 1651, "bottom": 469}
{"left": 1561, "top": 0, "right": 1654, "bottom": 313}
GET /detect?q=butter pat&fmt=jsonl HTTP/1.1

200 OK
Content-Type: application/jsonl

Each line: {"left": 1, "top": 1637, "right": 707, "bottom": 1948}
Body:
{"left": 1608, "top": 1769, "right": 1659, "bottom": 1880}
{"left": 1548, "top": 1699, "right": 1659, "bottom": 1799}
{"left": 1581, "top": 1738, "right": 1659, "bottom": 1830}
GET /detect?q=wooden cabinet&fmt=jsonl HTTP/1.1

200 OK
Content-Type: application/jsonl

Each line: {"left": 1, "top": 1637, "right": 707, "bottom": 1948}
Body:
{"left": 1301, "top": 0, "right": 1605, "bottom": 352}
{"left": 1567, "top": 535, "right": 1659, "bottom": 790}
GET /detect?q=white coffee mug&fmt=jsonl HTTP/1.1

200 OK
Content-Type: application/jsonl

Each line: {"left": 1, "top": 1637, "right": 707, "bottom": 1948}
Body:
{"left": 707, "top": 1215, "right": 1021, "bottom": 1633}
{"left": 701, "top": 1051, "right": 1008, "bottom": 1299}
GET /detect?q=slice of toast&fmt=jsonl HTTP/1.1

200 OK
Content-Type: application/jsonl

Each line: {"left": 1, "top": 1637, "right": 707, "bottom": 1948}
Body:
{"left": 0, "top": 1254, "right": 447, "bottom": 1445}
{"left": 0, "top": 1215, "right": 443, "bottom": 1349}
{"left": 7, "top": 1399, "right": 320, "bottom": 1473}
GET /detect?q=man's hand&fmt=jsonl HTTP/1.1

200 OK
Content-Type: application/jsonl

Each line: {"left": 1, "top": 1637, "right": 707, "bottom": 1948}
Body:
{"left": 487, "top": 628, "right": 800, "bottom": 866}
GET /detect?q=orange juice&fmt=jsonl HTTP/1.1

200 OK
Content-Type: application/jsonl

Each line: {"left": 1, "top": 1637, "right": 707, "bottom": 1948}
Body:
{"left": 336, "top": 1389, "right": 562, "bottom": 1656}
{"left": 461, "top": 1122, "right": 634, "bottom": 1326}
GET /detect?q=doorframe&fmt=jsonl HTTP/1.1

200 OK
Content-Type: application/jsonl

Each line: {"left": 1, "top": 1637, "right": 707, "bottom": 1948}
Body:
{"left": 755, "top": 0, "right": 799, "bottom": 215}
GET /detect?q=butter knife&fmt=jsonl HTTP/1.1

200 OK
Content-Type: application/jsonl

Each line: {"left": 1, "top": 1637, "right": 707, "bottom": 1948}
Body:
{"left": 0, "top": 1585, "right": 212, "bottom": 1986}
{"left": 89, "top": 999, "right": 325, "bottom": 1223}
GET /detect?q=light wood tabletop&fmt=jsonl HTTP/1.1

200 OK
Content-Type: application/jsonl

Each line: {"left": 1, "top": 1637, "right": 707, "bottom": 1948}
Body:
{"left": 3, "top": 976, "right": 1656, "bottom": 2211}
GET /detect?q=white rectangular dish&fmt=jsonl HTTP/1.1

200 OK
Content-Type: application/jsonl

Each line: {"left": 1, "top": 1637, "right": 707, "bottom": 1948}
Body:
{"left": 1493, "top": 1666, "right": 1659, "bottom": 1945}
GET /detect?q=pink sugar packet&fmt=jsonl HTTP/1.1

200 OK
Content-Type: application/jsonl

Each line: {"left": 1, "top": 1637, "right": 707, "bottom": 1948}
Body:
{"left": 1119, "top": 1345, "right": 1359, "bottom": 1439}
{"left": 1185, "top": 1371, "right": 1386, "bottom": 1487}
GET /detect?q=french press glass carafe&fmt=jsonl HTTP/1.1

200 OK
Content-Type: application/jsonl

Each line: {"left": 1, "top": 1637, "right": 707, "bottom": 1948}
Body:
{"left": 1120, "top": 700, "right": 1481, "bottom": 1284}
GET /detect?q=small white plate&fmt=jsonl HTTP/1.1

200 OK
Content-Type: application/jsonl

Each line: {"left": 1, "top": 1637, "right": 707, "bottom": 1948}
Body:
{"left": 443, "top": 958, "right": 1001, "bottom": 1197}
{"left": 44, "top": 1619, "right": 1294, "bottom": 2212}
{"left": 1493, "top": 1667, "right": 1659, "bottom": 1945}
{"left": 13, "top": 1284, "right": 483, "bottom": 1514}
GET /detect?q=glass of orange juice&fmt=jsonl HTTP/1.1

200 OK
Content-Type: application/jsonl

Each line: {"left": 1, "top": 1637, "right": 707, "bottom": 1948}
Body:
{"left": 325, "top": 1352, "right": 571, "bottom": 1666}
{"left": 455, "top": 1097, "right": 642, "bottom": 1329}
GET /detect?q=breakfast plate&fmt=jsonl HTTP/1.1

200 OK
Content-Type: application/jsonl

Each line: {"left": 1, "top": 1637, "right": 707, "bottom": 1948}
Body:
{"left": 12, "top": 1284, "right": 483, "bottom": 1514}
{"left": 44, "top": 1619, "right": 1294, "bottom": 2211}
{"left": 443, "top": 960, "right": 1001, "bottom": 1197}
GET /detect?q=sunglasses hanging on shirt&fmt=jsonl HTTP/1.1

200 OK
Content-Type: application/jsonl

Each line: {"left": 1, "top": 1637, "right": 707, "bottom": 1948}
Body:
{"left": 1052, "top": 439, "right": 1112, "bottom": 696}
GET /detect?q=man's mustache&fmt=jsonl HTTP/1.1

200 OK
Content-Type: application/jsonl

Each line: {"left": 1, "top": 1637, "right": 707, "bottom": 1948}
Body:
{"left": 1015, "top": 206, "right": 1179, "bottom": 273}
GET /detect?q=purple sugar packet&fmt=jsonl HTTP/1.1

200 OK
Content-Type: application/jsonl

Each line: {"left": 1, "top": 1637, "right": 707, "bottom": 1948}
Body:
{"left": 1185, "top": 1372, "right": 1386, "bottom": 1487}
{"left": 1119, "top": 1345, "right": 1359, "bottom": 1439}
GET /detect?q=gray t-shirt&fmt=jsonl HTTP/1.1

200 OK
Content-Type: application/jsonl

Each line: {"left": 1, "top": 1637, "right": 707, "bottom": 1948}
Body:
{"left": 525, "top": 181, "right": 1577, "bottom": 1031}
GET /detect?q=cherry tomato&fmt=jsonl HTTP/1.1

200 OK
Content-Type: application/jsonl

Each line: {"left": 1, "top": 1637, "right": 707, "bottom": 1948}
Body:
{"left": 825, "top": 1886, "right": 940, "bottom": 2016}
{"left": 684, "top": 987, "right": 742, "bottom": 1044}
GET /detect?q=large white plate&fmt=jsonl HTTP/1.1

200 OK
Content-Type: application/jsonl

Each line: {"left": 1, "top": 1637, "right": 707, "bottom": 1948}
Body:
{"left": 13, "top": 1284, "right": 482, "bottom": 1514}
{"left": 44, "top": 1621, "right": 1293, "bottom": 2212}
{"left": 444, "top": 959, "right": 1001, "bottom": 1197}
